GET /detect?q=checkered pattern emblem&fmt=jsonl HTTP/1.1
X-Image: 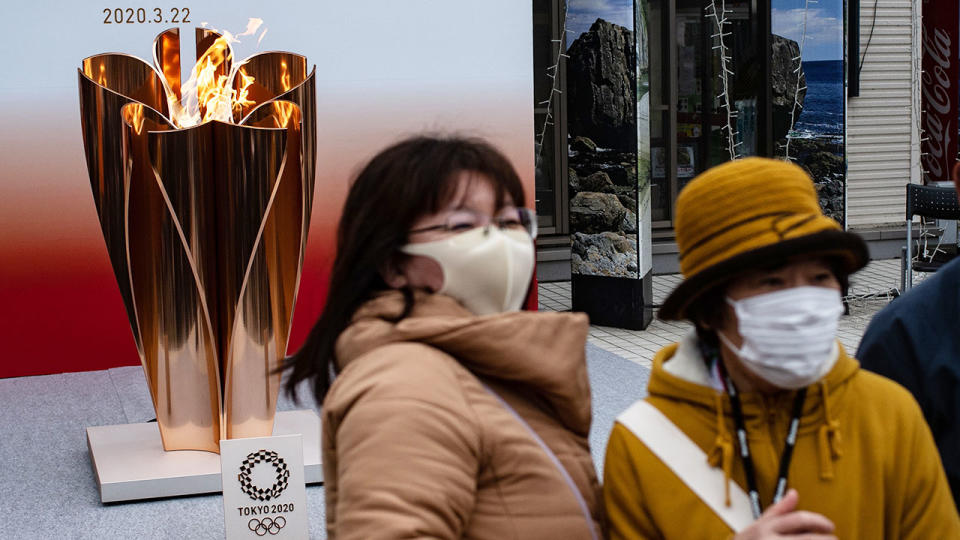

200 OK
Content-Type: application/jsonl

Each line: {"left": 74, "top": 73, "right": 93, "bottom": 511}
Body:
{"left": 238, "top": 450, "right": 290, "bottom": 501}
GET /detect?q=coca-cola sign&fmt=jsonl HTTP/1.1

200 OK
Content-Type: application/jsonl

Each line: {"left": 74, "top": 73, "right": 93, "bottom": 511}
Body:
{"left": 921, "top": 0, "right": 959, "bottom": 183}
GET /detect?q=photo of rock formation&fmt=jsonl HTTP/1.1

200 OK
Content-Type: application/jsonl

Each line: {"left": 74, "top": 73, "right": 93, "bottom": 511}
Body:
{"left": 567, "top": 5, "right": 643, "bottom": 278}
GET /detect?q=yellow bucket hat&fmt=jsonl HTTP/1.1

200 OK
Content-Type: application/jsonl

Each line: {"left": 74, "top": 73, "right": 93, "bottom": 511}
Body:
{"left": 659, "top": 157, "right": 868, "bottom": 320}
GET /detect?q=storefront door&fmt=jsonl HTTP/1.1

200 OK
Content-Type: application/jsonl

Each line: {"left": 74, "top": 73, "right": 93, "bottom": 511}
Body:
{"left": 648, "top": 0, "right": 771, "bottom": 227}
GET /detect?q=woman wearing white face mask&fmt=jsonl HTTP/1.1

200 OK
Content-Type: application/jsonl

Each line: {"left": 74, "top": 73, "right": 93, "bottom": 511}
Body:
{"left": 603, "top": 158, "right": 960, "bottom": 539}
{"left": 284, "top": 136, "right": 602, "bottom": 539}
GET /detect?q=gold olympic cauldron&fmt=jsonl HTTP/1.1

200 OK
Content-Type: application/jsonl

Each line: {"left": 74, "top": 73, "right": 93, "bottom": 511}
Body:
{"left": 78, "top": 26, "right": 316, "bottom": 453}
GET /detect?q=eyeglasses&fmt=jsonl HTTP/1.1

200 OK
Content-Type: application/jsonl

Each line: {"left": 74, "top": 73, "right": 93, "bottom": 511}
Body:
{"left": 408, "top": 207, "right": 538, "bottom": 239}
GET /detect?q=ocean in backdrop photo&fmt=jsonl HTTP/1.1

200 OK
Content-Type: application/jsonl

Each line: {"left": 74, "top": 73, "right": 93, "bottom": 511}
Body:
{"left": 774, "top": 0, "right": 847, "bottom": 224}
{"left": 795, "top": 59, "right": 844, "bottom": 139}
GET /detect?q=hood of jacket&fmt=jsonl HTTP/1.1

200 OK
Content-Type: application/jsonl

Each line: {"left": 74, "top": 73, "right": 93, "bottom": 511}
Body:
{"left": 649, "top": 331, "right": 861, "bottom": 498}
{"left": 334, "top": 290, "right": 593, "bottom": 436}
{"left": 651, "top": 331, "right": 859, "bottom": 417}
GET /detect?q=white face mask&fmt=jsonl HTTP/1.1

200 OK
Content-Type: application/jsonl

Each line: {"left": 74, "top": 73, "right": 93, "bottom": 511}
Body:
{"left": 400, "top": 226, "right": 535, "bottom": 315}
{"left": 717, "top": 286, "right": 843, "bottom": 390}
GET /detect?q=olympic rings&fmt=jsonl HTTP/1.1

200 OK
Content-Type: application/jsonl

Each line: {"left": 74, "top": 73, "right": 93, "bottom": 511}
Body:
{"left": 248, "top": 516, "right": 286, "bottom": 536}
{"left": 238, "top": 449, "right": 290, "bottom": 501}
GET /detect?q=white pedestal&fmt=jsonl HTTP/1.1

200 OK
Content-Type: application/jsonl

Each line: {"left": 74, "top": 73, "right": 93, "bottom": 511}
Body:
{"left": 87, "top": 410, "right": 323, "bottom": 503}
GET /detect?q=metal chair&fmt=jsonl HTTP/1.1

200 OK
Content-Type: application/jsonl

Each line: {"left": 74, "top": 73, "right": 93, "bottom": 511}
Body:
{"left": 903, "top": 183, "right": 960, "bottom": 291}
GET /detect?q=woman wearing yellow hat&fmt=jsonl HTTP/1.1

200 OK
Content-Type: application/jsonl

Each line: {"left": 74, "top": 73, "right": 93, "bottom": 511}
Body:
{"left": 603, "top": 158, "right": 960, "bottom": 539}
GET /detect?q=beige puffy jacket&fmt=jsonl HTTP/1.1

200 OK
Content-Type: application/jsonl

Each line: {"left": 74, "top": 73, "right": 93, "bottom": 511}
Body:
{"left": 321, "top": 291, "right": 603, "bottom": 539}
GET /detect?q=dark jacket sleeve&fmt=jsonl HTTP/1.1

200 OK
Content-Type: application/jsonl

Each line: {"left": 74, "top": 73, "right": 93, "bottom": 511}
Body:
{"left": 857, "top": 313, "right": 924, "bottom": 405}
{"left": 858, "top": 284, "right": 960, "bottom": 509}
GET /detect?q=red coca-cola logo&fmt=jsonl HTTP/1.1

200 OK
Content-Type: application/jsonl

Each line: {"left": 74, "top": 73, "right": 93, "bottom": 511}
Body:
{"left": 921, "top": 10, "right": 959, "bottom": 182}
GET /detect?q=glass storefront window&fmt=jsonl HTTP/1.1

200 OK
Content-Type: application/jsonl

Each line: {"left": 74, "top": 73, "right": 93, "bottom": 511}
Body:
{"left": 533, "top": 0, "right": 566, "bottom": 233}
{"left": 649, "top": 0, "right": 671, "bottom": 223}
{"left": 649, "top": 0, "right": 763, "bottom": 227}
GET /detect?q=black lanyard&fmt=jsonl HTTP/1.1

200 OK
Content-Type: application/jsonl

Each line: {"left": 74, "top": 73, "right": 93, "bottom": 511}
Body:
{"left": 720, "top": 364, "right": 807, "bottom": 520}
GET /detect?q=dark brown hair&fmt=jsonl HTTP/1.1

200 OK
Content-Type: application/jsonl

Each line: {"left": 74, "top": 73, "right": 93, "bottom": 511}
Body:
{"left": 283, "top": 135, "right": 525, "bottom": 403}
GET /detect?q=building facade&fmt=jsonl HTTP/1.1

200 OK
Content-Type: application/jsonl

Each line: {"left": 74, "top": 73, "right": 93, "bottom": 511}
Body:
{"left": 533, "top": 0, "right": 955, "bottom": 327}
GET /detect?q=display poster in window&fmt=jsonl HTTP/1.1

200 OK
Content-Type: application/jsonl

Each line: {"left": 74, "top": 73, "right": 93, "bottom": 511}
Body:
{"left": 0, "top": 1, "right": 535, "bottom": 378}
{"left": 652, "top": 147, "right": 666, "bottom": 179}
{"left": 650, "top": 147, "right": 695, "bottom": 179}
{"left": 772, "top": 0, "right": 847, "bottom": 226}
{"left": 677, "top": 146, "right": 696, "bottom": 178}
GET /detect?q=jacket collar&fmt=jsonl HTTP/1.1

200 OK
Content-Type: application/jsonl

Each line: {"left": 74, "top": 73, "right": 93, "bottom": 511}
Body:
{"left": 652, "top": 330, "right": 858, "bottom": 483}
{"left": 663, "top": 330, "right": 842, "bottom": 392}
{"left": 335, "top": 290, "right": 593, "bottom": 436}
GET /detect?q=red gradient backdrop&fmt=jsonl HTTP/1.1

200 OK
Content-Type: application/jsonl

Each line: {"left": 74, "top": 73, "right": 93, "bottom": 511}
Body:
{"left": 0, "top": 86, "right": 534, "bottom": 378}
{"left": 0, "top": 0, "right": 536, "bottom": 378}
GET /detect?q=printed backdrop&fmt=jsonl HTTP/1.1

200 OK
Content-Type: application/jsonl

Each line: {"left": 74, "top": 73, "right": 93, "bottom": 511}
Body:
{"left": 773, "top": 0, "right": 847, "bottom": 225}
{"left": 0, "top": 1, "right": 534, "bottom": 377}
{"left": 566, "top": 0, "right": 650, "bottom": 279}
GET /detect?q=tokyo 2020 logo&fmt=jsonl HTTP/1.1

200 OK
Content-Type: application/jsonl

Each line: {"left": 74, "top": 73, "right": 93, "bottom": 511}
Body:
{"left": 238, "top": 450, "right": 290, "bottom": 502}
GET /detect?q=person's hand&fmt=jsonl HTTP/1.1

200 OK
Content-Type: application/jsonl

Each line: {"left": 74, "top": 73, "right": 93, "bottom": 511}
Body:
{"left": 733, "top": 489, "right": 836, "bottom": 540}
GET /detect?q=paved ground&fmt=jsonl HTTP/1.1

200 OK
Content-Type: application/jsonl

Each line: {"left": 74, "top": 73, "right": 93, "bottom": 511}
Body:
{"left": 539, "top": 258, "right": 919, "bottom": 368}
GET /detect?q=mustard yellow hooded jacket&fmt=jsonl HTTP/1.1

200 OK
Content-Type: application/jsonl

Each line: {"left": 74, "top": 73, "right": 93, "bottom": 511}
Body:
{"left": 604, "top": 332, "right": 960, "bottom": 539}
